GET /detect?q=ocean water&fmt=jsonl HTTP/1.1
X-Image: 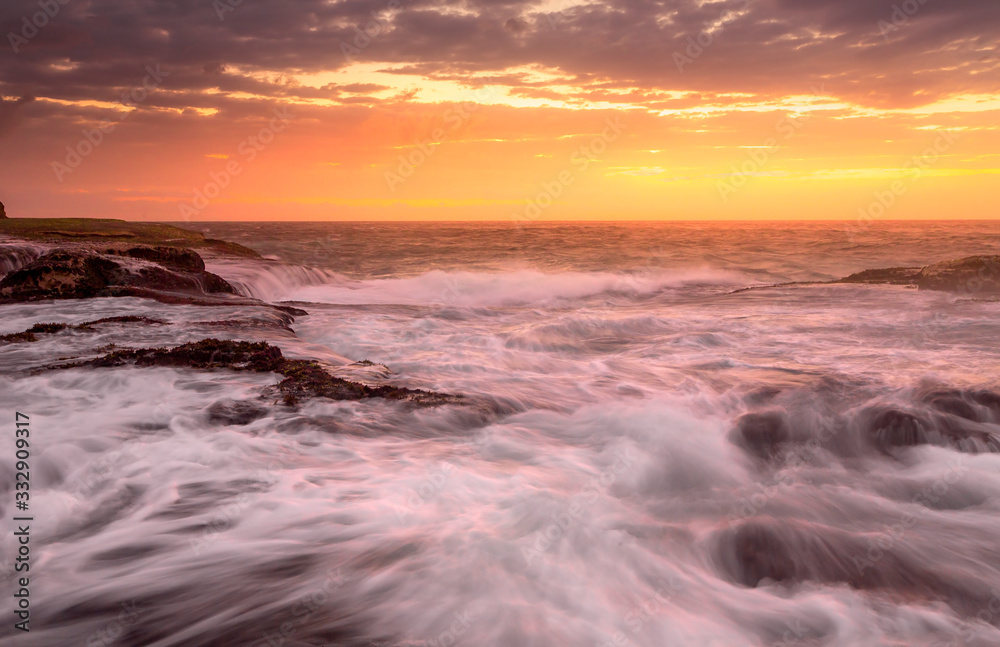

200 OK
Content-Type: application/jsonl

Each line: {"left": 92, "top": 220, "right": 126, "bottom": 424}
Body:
{"left": 3, "top": 220, "right": 1000, "bottom": 647}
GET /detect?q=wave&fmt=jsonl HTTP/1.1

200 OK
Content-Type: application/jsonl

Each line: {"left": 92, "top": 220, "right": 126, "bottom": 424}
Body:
{"left": 0, "top": 243, "right": 46, "bottom": 278}
{"left": 272, "top": 268, "right": 746, "bottom": 307}
{"left": 205, "top": 259, "right": 345, "bottom": 302}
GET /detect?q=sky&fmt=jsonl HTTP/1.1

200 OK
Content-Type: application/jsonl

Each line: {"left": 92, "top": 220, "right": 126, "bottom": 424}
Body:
{"left": 0, "top": 0, "right": 998, "bottom": 222}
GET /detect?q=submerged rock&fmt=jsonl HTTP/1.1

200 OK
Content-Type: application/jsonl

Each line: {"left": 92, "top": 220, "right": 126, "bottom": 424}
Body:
{"left": 0, "top": 316, "right": 169, "bottom": 344}
{"left": 862, "top": 405, "right": 1000, "bottom": 454}
{"left": 207, "top": 399, "right": 269, "bottom": 426}
{"left": 64, "top": 338, "right": 459, "bottom": 407}
{"left": 731, "top": 411, "right": 791, "bottom": 461}
{"left": 716, "top": 518, "right": 995, "bottom": 621}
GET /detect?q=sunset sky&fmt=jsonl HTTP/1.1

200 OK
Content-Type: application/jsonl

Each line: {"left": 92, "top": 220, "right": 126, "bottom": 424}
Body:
{"left": 1, "top": 0, "right": 998, "bottom": 221}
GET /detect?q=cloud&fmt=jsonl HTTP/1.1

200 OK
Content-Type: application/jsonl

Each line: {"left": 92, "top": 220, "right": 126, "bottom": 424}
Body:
{"left": 0, "top": 95, "right": 35, "bottom": 138}
{"left": 0, "top": 0, "right": 995, "bottom": 120}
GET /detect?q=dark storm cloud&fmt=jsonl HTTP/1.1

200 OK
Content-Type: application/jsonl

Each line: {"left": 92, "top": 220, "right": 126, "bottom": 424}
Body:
{"left": 0, "top": 0, "right": 997, "bottom": 119}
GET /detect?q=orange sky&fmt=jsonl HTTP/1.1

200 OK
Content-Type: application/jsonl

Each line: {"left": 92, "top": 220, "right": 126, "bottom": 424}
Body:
{"left": 1, "top": 0, "right": 998, "bottom": 221}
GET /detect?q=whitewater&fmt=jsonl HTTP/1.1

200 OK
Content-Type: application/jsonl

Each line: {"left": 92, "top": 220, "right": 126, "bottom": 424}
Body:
{"left": 2, "top": 220, "right": 1000, "bottom": 647}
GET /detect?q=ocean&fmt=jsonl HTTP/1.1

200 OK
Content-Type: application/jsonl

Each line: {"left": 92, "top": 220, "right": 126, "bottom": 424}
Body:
{"left": 3, "top": 220, "right": 1000, "bottom": 646}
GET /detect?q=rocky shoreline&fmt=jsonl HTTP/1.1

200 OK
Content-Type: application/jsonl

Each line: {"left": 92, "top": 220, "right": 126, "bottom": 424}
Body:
{"left": 0, "top": 217, "right": 459, "bottom": 409}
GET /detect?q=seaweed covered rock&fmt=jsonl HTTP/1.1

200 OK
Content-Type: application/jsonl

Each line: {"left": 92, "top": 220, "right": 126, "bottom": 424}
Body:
{"left": 85, "top": 339, "right": 285, "bottom": 371}
{"left": 0, "top": 247, "right": 236, "bottom": 303}
{"left": 0, "top": 316, "right": 168, "bottom": 344}
{"left": 69, "top": 339, "right": 459, "bottom": 407}
{"left": 274, "top": 359, "right": 457, "bottom": 406}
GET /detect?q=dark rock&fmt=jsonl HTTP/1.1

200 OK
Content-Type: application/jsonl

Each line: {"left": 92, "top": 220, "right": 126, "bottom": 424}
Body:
{"left": 724, "top": 520, "right": 801, "bottom": 586}
{"left": 66, "top": 338, "right": 459, "bottom": 407}
{"left": 731, "top": 411, "right": 791, "bottom": 460}
{"left": 0, "top": 247, "right": 236, "bottom": 303}
{"left": 84, "top": 339, "right": 285, "bottom": 372}
{"left": 916, "top": 256, "right": 1000, "bottom": 294}
{"left": 867, "top": 408, "right": 929, "bottom": 450}
{"left": 836, "top": 256, "right": 1000, "bottom": 294}
{"left": 108, "top": 246, "right": 206, "bottom": 273}
{"left": 207, "top": 399, "right": 269, "bottom": 426}
{"left": 1, "top": 317, "right": 167, "bottom": 344}
{"left": 274, "top": 305, "right": 308, "bottom": 317}
{"left": 922, "top": 390, "right": 980, "bottom": 422}
{"left": 85, "top": 316, "right": 168, "bottom": 326}
{"left": 972, "top": 390, "right": 1000, "bottom": 418}
{"left": 863, "top": 405, "right": 1000, "bottom": 454}
{"left": 273, "top": 359, "right": 457, "bottom": 406}
{"left": 0, "top": 201, "right": 6, "bottom": 219}
{"left": 721, "top": 519, "right": 939, "bottom": 590}
{"left": 839, "top": 267, "right": 921, "bottom": 286}
{"left": 0, "top": 249, "right": 122, "bottom": 301}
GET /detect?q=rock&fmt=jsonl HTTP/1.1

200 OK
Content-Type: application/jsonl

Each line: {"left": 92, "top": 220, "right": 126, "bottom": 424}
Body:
{"left": 866, "top": 408, "right": 929, "bottom": 450}
{"left": 207, "top": 399, "right": 269, "bottom": 426}
{"left": 66, "top": 338, "right": 459, "bottom": 407}
{"left": 84, "top": 316, "right": 168, "bottom": 327}
{"left": 0, "top": 247, "right": 236, "bottom": 304}
{"left": 107, "top": 246, "right": 206, "bottom": 273}
{"left": 862, "top": 405, "right": 1000, "bottom": 454}
{"left": 916, "top": 256, "right": 1000, "bottom": 294}
{"left": 0, "top": 323, "right": 67, "bottom": 344}
{"left": 1, "top": 318, "right": 169, "bottom": 344}
{"left": 731, "top": 411, "right": 791, "bottom": 460}
{"left": 0, "top": 201, "right": 6, "bottom": 218}
{"left": 838, "top": 267, "right": 921, "bottom": 286}
{"left": 837, "top": 256, "right": 1000, "bottom": 294}
{"left": 272, "top": 359, "right": 456, "bottom": 406}
{"left": 0, "top": 250, "right": 122, "bottom": 301}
